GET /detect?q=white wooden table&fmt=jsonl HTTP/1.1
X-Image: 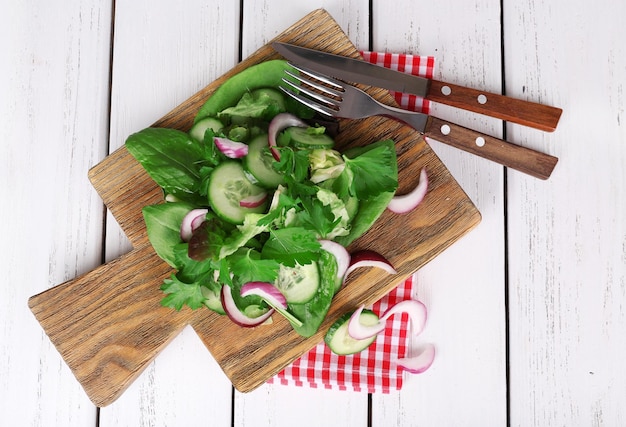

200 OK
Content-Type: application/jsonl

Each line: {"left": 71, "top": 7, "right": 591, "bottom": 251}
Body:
{"left": 2, "top": 0, "right": 624, "bottom": 425}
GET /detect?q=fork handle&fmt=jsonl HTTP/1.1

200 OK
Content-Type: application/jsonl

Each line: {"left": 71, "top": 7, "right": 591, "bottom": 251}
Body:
{"left": 423, "top": 116, "right": 558, "bottom": 179}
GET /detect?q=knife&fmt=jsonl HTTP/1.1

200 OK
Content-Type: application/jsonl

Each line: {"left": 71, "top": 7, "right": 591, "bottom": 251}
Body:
{"left": 273, "top": 42, "right": 562, "bottom": 132}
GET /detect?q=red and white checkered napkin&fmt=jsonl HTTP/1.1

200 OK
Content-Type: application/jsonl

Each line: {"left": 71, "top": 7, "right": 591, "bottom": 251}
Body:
{"left": 268, "top": 274, "right": 415, "bottom": 393}
{"left": 359, "top": 51, "right": 436, "bottom": 114}
{"left": 267, "top": 53, "right": 434, "bottom": 394}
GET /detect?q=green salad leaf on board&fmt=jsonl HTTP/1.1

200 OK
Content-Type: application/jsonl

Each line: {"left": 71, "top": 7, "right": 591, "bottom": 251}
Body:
{"left": 125, "top": 59, "right": 398, "bottom": 337}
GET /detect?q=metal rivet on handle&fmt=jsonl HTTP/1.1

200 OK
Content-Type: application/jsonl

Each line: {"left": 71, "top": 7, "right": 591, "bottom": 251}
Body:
{"left": 477, "top": 94, "right": 487, "bottom": 104}
{"left": 441, "top": 86, "right": 452, "bottom": 96}
{"left": 441, "top": 124, "right": 451, "bottom": 135}
{"left": 476, "top": 137, "right": 486, "bottom": 147}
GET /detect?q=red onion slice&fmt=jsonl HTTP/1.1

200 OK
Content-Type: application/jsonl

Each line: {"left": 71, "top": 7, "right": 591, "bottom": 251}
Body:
{"left": 180, "top": 208, "right": 209, "bottom": 242}
{"left": 347, "top": 299, "right": 428, "bottom": 340}
{"left": 240, "top": 282, "right": 287, "bottom": 309}
{"left": 214, "top": 137, "right": 249, "bottom": 159}
{"left": 240, "top": 281, "right": 303, "bottom": 327}
{"left": 221, "top": 285, "right": 274, "bottom": 327}
{"left": 319, "top": 239, "right": 351, "bottom": 280}
{"left": 190, "top": 214, "right": 206, "bottom": 231}
{"left": 380, "top": 299, "right": 427, "bottom": 336}
{"left": 397, "top": 343, "right": 436, "bottom": 374}
{"left": 239, "top": 192, "right": 268, "bottom": 208}
{"left": 344, "top": 250, "right": 397, "bottom": 279}
{"left": 387, "top": 167, "right": 428, "bottom": 214}
{"left": 347, "top": 304, "right": 386, "bottom": 340}
{"left": 267, "top": 112, "right": 308, "bottom": 161}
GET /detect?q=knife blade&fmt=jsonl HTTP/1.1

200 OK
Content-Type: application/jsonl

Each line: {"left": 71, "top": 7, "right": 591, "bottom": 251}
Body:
{"left": 273, "top": 42, "right": 562, "bottom": 132}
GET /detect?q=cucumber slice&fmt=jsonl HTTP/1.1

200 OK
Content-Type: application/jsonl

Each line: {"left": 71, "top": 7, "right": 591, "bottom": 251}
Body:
{"left": 275, "top": 262, "right": 319, "bottom": 304}
{"left": 243, "top": 134, "right": 285, "bottom": 188}
{"left": 281, "top": 126, "right": 335, "bottom": 149}
{"left": 201, "top": 286, "right": 225, "bottom": 315}
{"left": 325, "top": 309, "right": 379, "bottom": 355}
{"left": 189, "top": 117, "right": 224, "bottom": 142}
{"left": 208, "top": 161, "right": 268, "bottom": 224}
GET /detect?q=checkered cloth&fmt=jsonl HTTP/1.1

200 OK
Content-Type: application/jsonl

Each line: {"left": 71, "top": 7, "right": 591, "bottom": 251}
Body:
{"left": 360, "top": 51, "right": 435, "bottom": 114}
{"left": 269, "top": 274, "right": 415, "bottom": 393}
{"left": 268, "top": 53, "right": 435, "bottom": 394}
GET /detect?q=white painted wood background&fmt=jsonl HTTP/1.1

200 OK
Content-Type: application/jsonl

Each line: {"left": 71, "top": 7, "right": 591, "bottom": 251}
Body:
{"left": 1, "top": 0, "right": 624, "bottom": 425}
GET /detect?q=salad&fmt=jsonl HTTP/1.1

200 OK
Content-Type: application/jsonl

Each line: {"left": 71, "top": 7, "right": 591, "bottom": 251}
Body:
{"left": 125, "top": 59, "right": 430, "bottom": 357}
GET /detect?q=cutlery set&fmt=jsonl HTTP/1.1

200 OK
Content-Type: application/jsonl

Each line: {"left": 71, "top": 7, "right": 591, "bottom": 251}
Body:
{"left": 273, "top": 42, "right": 561, "bottom": 180}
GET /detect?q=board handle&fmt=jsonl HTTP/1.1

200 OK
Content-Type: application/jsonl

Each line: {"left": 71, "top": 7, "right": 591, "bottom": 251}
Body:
{"left": 427, "top": 80, "right": 562, "bottom": 132}
{"left": 28, "top": 247, "right": 194, "bottom": 407}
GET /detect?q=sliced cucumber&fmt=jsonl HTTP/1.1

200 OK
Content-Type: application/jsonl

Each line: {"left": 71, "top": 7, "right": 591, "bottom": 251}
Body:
{"left": 189, "top": 117, "right": 224, "bottom": 142}
{"left": 243, "top": 304, "right": 270, "bottom": 318}
{"left": 325, "top": 309, "right": 379, "bottom": 355}
{"left": 201, "top": 286, "right": 225, "bottom": 315}
{"left": 280, "top": 126, "right": 335, "bottom": 149}
{"left": 274, "top": 261, "right": 320, "bottom": 304}
{"left": 243, "top": 134, "right": 285, "bottom": 188}
{"left": 208, "top": 161, "right": 268, "bottom": 224}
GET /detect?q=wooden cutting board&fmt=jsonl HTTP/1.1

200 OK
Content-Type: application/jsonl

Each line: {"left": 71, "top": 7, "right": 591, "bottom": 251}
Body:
{"left": 28, "top": 8, "right": 481, "bottom": 407}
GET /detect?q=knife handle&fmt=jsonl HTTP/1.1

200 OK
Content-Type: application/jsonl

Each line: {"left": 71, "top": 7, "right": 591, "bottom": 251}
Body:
{"left": 427, "top": 80, "right": 562, "bottom": 133}
{"left": 424, "top": 116, "right": 558, "bottom": 180}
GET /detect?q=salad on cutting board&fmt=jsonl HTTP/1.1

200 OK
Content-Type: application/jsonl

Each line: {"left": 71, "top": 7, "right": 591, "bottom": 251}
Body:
{"left": 126, "top": 59, "right": 429, "bottom": 359}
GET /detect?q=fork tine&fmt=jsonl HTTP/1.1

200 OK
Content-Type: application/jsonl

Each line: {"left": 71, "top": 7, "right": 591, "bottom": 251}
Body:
{"left": 279, "top": 83, "right": 336, "bottom": 117}
{"left": 283, "top": 69, "right": 343, "bottom": 99}
{"left": 287, "top": 64, "right": 344, "bottom": 91}
{"left": 280, "top": 65, "right": 347, "bottom": 117}
{"left": 281, "top": 76, "right": 338, "bottom": 108}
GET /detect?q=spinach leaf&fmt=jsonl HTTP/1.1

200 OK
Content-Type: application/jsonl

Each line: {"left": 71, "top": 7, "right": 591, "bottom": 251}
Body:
{"left": 126, "top": 127, "right": 205, "bottom": 204}
{"left": 142, "top": 202, "right": 193, "bottom": 267}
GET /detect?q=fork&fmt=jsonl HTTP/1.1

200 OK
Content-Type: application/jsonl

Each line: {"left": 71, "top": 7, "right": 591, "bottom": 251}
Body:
{"left": 281, "top": 64, "right": 558, "bottom": 180}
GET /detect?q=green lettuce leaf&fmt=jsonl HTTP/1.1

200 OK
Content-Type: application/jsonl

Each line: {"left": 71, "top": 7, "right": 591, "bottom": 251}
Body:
{"left": 142, "top": 202, "right": 194, "bottom": 267}
{"left": 261, "top": 227, "right": 321, "bottom": 267}
{"left": 126, "top": 128, "right": 205, "bottom": 204}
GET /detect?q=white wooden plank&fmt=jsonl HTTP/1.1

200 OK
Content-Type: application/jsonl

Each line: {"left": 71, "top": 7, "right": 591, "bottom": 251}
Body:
{"left": 370, "top": 1, "right": 508, "bottom": 425}
{"left": 0, "top": 0, "right": 112, "bottom": 425}
{"left": 99, "top": 325, "right": 232, "bottom": 427}
{"left": 99, "top": 0, "right": 239, "bottom": 424}
{"left": 235, "top": 385, "right": 368, "bottom": 427}
{"left": 240, "top": 0, "right": 371, "bottom": 56}
{"left": 104, "top": 0, "right": 242, "bottom": 262}
{"left": 505, "top": 0, "right": 626, "bottom": 425}
{"left": 233, "top": 2, "right": 372, "bottom": 426}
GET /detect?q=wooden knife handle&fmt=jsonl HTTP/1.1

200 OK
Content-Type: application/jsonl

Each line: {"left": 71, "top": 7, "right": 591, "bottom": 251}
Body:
{"left": 424, "top": 116, "right": 558, "bottom": 180}
{"left": 427, "top": 80, "right": 562, "bottom": 133}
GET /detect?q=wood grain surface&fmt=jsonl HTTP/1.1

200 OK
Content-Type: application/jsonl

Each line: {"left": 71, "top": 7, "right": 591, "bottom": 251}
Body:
{"left": 424, "top": 116, "right": 558, "bottom": 179}
{"left": 426, "top": 79, "right": 562, "bottom": 132}
{"left": 28, "top": 9, "right": 480, "bottom": 407}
